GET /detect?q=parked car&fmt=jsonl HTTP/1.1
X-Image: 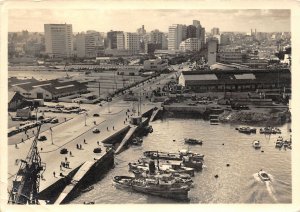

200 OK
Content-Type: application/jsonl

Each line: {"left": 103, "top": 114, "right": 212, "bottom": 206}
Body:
{"left": 93, "top": 113, "right": 100, "bottom": 117}
{"left": 51, "top": 118, "right": 59, "bottom": 124}
{"left": 38, "top": 135, "right": 47, "bottom": 141}
{"left": 60, "top": 148, "right": 68, "bottom": 154}
{"left": 93, "top": 128, "right": 100, "bottom": 133}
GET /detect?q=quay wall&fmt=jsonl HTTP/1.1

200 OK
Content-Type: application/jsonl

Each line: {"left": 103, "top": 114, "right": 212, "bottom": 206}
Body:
{"left": 60, "top": 149, "right": 115, "bottom": 204}
{"left": 38, "top": 164, "right": 83, "bottom": 203}
{"left": 101, "top": 126, "right": 130, "bottom": 145}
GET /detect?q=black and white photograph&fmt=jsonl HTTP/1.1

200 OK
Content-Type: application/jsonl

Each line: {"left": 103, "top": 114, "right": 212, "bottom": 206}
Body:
{"left": 1, "top": 0, "right": 299, "bottom": 210}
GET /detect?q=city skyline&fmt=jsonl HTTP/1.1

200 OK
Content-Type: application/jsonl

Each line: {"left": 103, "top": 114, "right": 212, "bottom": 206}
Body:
{"left": 8, "top": 9, "right": 290, "bottom": 33}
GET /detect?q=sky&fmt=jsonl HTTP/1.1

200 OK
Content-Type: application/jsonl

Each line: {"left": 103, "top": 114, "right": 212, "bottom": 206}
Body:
{"left": 8, "top": 9, "right": 290, "bottom": 33}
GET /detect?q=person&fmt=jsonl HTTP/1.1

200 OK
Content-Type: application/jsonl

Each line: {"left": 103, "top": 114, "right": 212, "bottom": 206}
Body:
{"left": 113, "top": 126, "right": 115, "bottom": 130}
{"left": 41, "top": 147, "right": 43, "bottom": 151}
{"left": 94, "top": 121, "right": 96, "bottom": 125}
{"left": 97, "top": 141, "right": 99, "bottom": 146}
{"left": 32, "top": 130, "right": 35, "bottom": 134}
{"left": 60, "top": 165, "right": 62, "bottom": 171}
{"left": 70, "top": 151, "right": 72, "bottom": 157}
{"left": 76, "top": 144, "right": 79, "bottom": 149}
{"left": 15, "top": 144, "right": 18, "bottom": 149}
{"left": 84, "top": 139, "right": 86, "bottom": 144}
{"left": 65, "top": 117, "right": 67, "bottom": 122}
{"left": 53, "top": 171, "right": 56, "bottom": 177}
{"left": 65, "top": 157, "right": 67, "bottom": 162}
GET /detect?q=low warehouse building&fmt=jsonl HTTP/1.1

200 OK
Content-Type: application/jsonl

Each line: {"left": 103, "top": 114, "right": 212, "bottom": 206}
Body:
{"left": 178, "top": 69, "right": 291, "bottom": 92}
{"left": 8, "top": 92, "right": 26, "bottom": 111}
{"left": 11, "top": 79, "right": 88, "bottom": 100}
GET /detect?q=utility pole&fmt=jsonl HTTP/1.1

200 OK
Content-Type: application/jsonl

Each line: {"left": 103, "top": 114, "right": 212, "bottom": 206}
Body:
{"left": 84, "top": 112, "right": 87, "bottom": 126}
{"left": 50, "top": 127, "right": 53, "bottom": 145}
{"left": 98, "top": 81, "right": 101, "bottom": 98}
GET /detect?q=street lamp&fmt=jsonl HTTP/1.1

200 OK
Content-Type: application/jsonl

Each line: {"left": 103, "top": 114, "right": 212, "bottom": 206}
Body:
{"left": 50, "top": 127, "right": 54, "bottom": 145}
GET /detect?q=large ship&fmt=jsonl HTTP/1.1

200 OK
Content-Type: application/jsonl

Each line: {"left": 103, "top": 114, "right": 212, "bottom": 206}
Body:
{"left": 113, "top": 175, "right": 190, "bottom": 201}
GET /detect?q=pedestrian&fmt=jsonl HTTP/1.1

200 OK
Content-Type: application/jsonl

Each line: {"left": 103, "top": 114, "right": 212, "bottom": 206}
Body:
{"left": 65, "top": 157, "right": 67, "bottom": 162}
{"left": 41, "top": 147, "right": 43, "bottom": 151}
{"left": 21, "top": 138, "right": 24, "bottom": 142}
{"left": 60, "top": 165, "right": 62, "bottom": 171}
{"left": 53, "top": 171, "right": 56, "bottom": 177}
{"left": 107, "top": 126, "right": 109, "bottom": 131}
{"left": 97, "top": 141, "right": 99, "bottom": 146}
{"left": 94, "top": 121, "right": 96, "bottom": 125}
{"left": 65, "top": 117, "right": 67, "bottom": 122}
{"left": 70, "top": 151, "right": 72, "bottom": 157}
{"left": 80, "top": 144, "right": 82, "bottom": 149}
{"left": 15, "top": 144, "right": 18, "bottom": 149}
{"left": 84, "top": 139, "right": 86, "bottom": 144}
{"left": 32, "top": 130, "right": 35, "bottom": 134}
{"left": 76, "top": 144, "right": 79, "bottom": 149}
{"left": 113, "top": 126, "right": 115, "bottom": 130}
{"left": 27, "top": 135, "right": 29, "bottom": 138}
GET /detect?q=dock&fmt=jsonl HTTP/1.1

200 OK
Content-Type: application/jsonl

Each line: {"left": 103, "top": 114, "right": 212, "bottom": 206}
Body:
{"left": 54, "top": 161, "right": 94, "bottom": 204}
{"left": 8, "top": 102, "right": 160, "bottom": 204}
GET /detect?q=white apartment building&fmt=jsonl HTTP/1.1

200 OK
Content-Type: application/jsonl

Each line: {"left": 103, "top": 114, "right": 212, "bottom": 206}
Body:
{"left": 168, "top": 24, "right": 187, "bottom": 50}
{"left": 76, "top": 31, "right": 104, "bottom": 58}
{"left": 179, "top": 38, "right": 201, "bottom": 52}
{"left": 117, "top": 32, "right": 125, "bottom": 50}
{"left": 44, "top": 24, "right": 73, "bottom": 57}
{"left": 124, "top": 32, "right": 140, "bottom": 51}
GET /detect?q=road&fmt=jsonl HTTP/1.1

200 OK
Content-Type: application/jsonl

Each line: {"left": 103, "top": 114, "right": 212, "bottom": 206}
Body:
{"left": 7, "top": 71, "right": 177, "bottom": 193}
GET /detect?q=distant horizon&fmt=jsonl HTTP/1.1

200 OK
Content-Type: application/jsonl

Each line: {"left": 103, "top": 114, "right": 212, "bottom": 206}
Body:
{"left": 9, "top": 9, "right": 290, "bottom": 33}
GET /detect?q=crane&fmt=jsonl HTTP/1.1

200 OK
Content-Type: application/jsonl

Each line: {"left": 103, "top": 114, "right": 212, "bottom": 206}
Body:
{"left": 8, "top": 125, "right": 46, "bottom": 204}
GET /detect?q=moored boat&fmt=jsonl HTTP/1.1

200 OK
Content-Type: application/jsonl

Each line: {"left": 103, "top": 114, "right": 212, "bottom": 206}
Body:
{"left": 237, "top": 126, "right": 256, "bottom": 134}
{"left": 113, "top": 175, "right": 190, "bottom": 201}
{"left": 184, "top": 138, "right": 203, "bottom": 145}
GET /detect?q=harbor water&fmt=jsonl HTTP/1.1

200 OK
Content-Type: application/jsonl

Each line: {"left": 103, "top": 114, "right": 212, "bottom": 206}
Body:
{"left": 70, "top": 118, "right": 291, "bottom": 204}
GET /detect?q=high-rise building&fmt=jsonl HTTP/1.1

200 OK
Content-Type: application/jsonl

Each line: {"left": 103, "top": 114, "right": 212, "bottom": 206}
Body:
{"left": 124, "top": 32, "right": 140, "bottom": 51}
{"left": 150, "top": 29, "right": 164, "bottom": 45}
{"left": 168, "top": 24, "right": 187, "bottom": 50}
{"left": 137, "top": 25, "right": 146, "bottom": 35}
{"left": 76, "top": 31, "right": 104, "bottom": 58}
{"left": 211, "top": 27, "right": 220, "bottom": 36}
{"left": 116, "top": 32, "right": 125, "bottom": 50}
{"left": 193, "top": 20, "right": 201, "bottom": 28}
{"left": 207, "top": 39, "right": 218, "bottom": 66}
{"left": 187, "top": 25, "right": 197, "bottom": 39}
{"left": 107, "top": 31, "right": 123, "bottom": 49}
{"left": 179, "top": 38, "right": 201, "bottom": 52}
{"left": 44, "top": 24, "right": 73, "bottom": 57}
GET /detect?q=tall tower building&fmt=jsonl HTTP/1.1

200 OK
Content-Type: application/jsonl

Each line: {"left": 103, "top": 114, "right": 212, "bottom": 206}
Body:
{"left": 211, "top": 27, "right": 220, "bottom": 36}
{"left": 187, "top": 25, "right": 197, "bottom": 39}
{"left": 193, "top": 20, "right": 201, "bottom": 28}
{"left": 107, "top": 31, "right": 123, "bottom": 49}
{"left": 168, "top": 24, "right": 187, "bottom": 50}
{"left": 44, "top": 24, "right": 73, "bottom": 57}
{"left": 207, "top": 39, "right": 218, "bottom": 66}
{"left": 124, "top": 32, "right": 140, "bottom": 51}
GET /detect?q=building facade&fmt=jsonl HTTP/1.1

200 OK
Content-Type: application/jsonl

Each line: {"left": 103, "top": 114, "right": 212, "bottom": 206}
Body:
{"left": 168, "top": 24, "right": 187, "bottom": 50}
{"left": 44, "top": 24, "right": 73, "bottom": 57}
{"left": 179, "top": 38, "right": 201, "bottom": 52}
{"left": 124, "top": 32, "right": 140, "bottom": 52}
{"left": 178, "top": 69, "right": 291, "bottom": 93}
{"left": 144, "top": 59, "right": 168, "bottom": 71}
{"left": 207, "top": 40, "right": 218, "bottom": 65}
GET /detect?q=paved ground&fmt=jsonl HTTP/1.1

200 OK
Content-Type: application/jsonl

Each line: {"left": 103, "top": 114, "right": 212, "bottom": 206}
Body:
{"left": 7, "top": 71, "right": 176, "bottom": 194}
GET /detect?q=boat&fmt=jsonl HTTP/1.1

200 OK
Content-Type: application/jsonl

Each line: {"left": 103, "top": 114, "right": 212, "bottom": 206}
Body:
{"left": 260, "top": 127, "right": 281, "bottom": 134}
{"left": 237, "top": 127, "right": 256, "bottom": 134}
{"left": 132, "top": 137, "right": 143, "bottom": 145}
{"left": 81, "top": 185, "right": 94, "bottom": 193}
{"left": 143, "top": 150, "right": 204, "bottom": 162}
{"left": 129, "top": 160, "right": 195, "bottom": 177}
{"left": 258, "top": 170, "right": 271, "bottom": 181}
{"left": 275, "top": 140, "right": 283, "bottom": 148}
{"left": 182, "top": 156, "right": 203, "bottom": 170}
{"left": 113, "top": 175, "right": 190, "bottom": 201}
{"left": 184, "top": 138, "right": 203, "bottom": 145}
{"left": 252, "top": 140, "right": 261, "bottom": 149}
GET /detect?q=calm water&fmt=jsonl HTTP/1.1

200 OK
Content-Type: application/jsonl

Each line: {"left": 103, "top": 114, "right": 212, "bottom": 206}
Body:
{"left": 70, "top": 118, "right": 291, "bottom": 204}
